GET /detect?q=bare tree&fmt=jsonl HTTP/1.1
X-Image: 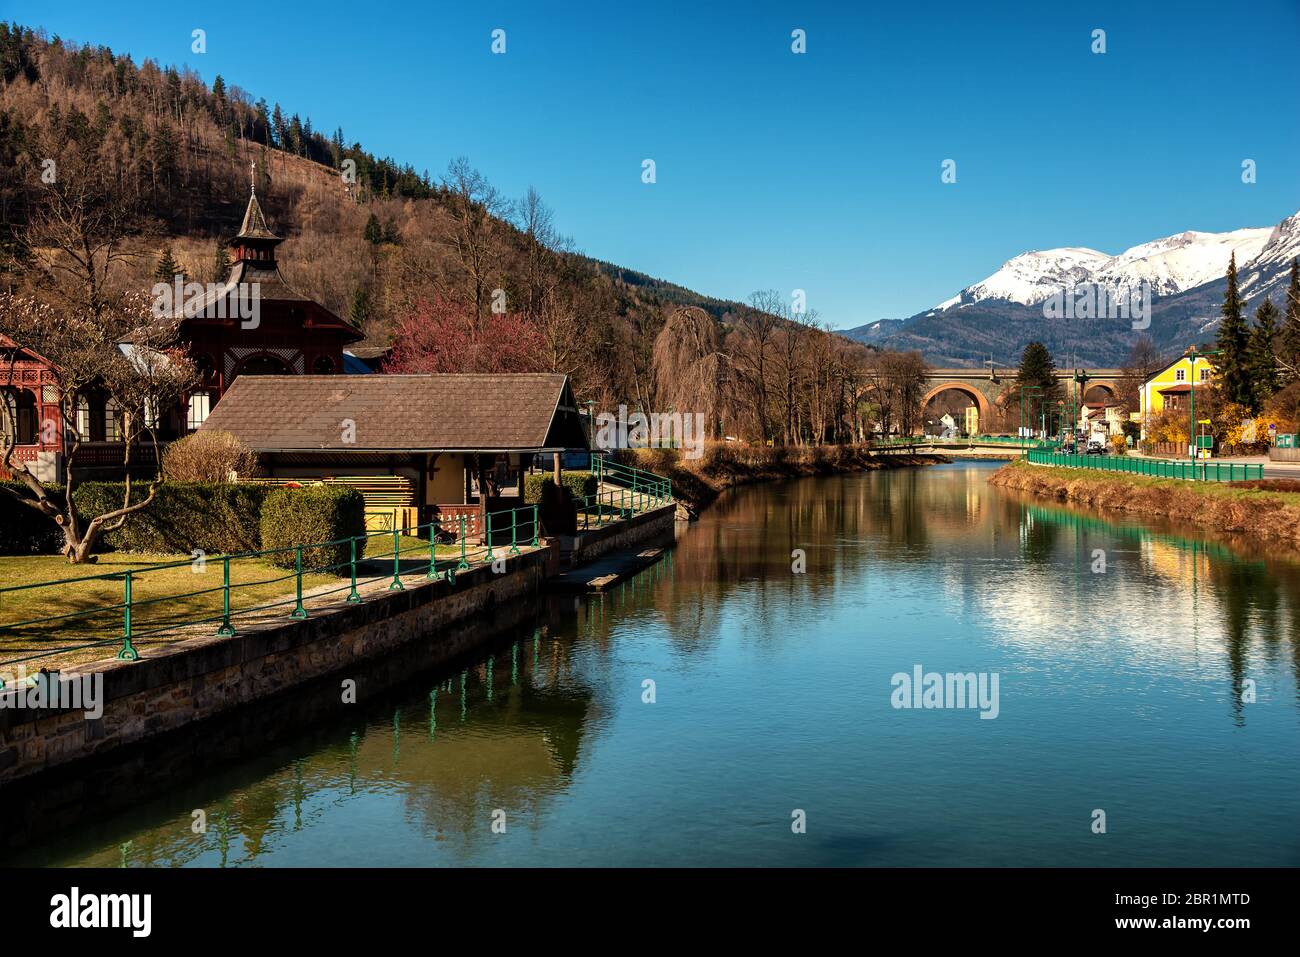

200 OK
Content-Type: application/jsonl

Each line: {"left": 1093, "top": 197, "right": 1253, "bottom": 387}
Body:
{"left": 1, "top": 292, "right": 197, "bottom": 562}
{"left": 441, "top": 157, "right": 507, "bottom": 324}
{"left": 651, "top": 306, "right": 730, "bottom": 438}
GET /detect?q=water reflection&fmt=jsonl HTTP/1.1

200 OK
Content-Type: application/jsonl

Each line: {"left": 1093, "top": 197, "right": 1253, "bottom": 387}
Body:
{"left": 4, "top": 463, "right": 1299, "bottom": 867}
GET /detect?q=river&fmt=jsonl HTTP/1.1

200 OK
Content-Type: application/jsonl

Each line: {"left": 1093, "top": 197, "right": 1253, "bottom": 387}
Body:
{"left": 4, "top": 461, "right": 1299, "bottom": 867}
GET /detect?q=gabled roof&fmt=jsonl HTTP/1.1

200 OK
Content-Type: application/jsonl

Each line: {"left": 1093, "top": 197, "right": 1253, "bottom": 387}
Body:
{"left": 199, "top": 374, "right": 589, "bottom": 453}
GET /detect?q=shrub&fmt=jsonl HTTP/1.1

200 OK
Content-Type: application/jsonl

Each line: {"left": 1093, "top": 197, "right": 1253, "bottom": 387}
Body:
{"left": 72, "top": 481, "right": 273, "bottom": 554}
{"left": 0, "top": 481, "right": 65, "bottom": 554}
{"left": 162, "top": 430, "right": 258, "bottom": 482}
{"left": 259, "top": 485, "right": 366, "bottom": 570}
{"left": 523, "top": 469, "right": 596, "bottom": 504}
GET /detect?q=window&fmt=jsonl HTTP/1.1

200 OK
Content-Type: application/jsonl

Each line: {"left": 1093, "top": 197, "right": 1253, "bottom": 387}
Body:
{"left": 75, "top": 396, "right": 92, "bottom": 441}
{"left": 1175, "top": 369, "right": 1186, "bottom": 382}
{"left": 187, "top": 392, "right": 212, "bottom": 431}
{"left": 312, "top": 355, "right": 335, "bottom": 375}
{"left": 0, "top": 388, "right": 38, "bottom": 445}
{"left": 237, "top": 354, "right": 291, "bottom": 376}
{"left": 1200, "top": 368, "right": 1211, "bottom": 381}
{"left": 105, "top": 399, "right": 122, "bottom": 442}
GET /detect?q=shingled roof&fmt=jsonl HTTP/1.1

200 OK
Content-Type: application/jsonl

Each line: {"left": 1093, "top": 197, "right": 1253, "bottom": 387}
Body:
{"left": 198, "top": 374, "right": 586, "bottom": 452}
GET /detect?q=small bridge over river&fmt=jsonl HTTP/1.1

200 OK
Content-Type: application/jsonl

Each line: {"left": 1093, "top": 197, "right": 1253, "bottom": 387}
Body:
{"left": 923, "top": 367, "right": 1133, "bottom": 421}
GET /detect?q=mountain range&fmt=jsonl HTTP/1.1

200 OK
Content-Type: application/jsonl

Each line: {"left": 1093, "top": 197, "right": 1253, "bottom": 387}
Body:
{"left": 844, "top": 209, "right": 1300, "bottom": 367}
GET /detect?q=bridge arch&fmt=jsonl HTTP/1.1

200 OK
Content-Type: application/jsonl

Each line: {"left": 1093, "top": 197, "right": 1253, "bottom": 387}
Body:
{"left": 1082, "top": 380, "right": 1120, "bottom": 403}
{"left": 920, "top": 382, "right": 993, "bottom": 425}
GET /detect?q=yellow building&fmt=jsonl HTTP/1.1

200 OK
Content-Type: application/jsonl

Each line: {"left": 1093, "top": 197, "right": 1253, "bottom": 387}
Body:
{"left": 964, "top": 405, "right": 979, "bottom": 436}
{"left": 1138, "top": 351, "right": 1216, "bottom": 439}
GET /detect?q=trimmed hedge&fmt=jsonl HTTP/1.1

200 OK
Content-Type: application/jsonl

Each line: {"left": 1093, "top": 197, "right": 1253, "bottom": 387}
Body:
{"left": 73, "top": 482, "right": 273, "bottom": 555}
{"left": 523, "top": 470, "right": 596, "bottom": 504}
{"left": 259, "top": 485, "right": 366, "bottom": 570}
{"left": 0, "top": 481, "right": 66, "bottom": 554}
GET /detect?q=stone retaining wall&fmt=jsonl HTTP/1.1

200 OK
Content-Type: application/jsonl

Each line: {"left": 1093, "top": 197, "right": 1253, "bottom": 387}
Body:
{"left": 0, "top": 545, "right": 555, "bottom": 785}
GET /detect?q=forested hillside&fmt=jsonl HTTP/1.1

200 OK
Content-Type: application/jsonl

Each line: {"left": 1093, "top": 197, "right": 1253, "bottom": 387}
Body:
{"left": 0, "top": 23, "right": 918, "bottom": 444}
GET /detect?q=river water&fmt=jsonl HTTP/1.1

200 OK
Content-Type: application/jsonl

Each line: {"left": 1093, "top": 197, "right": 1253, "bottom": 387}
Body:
{"left": 5, "top": 461, "right": 1299, "bottom": 867}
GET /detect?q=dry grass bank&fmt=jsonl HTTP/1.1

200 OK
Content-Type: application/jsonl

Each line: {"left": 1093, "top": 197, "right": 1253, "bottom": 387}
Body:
{"left": 616, "top": 443, "right": 945, "bottom": 512}
{"left": 989, "top": 460, "right": 1300, "bottom": 551}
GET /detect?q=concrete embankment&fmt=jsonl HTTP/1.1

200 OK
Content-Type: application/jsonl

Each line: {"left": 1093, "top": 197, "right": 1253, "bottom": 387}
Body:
{"left": 989, "top": 460, "right": 1300, "bottom": 552}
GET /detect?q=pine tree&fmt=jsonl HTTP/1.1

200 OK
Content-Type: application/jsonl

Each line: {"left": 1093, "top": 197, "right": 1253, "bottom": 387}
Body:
{"left": 1248, "top": 297, "right": 1280, "bottom": 409}
{"left": 1016, "top": 341, "right": 1062, "bottom": 432}
{"left": 1215, "top": 252, "right": 1252, "bottom": 406}
{"left": 154, "top": 246, "right": 182, "bottom": 283}
{"left": 212, "top": 241, "right": 230, "bottom": 283}
{"left": 349, "top": 287, "right": 371, "bottom": 327}
{"left": 363, "top": 213, "right": 383, "bottom": 245}
{"left": 1280, "top": 258, "right": 1300, "bottom": 384}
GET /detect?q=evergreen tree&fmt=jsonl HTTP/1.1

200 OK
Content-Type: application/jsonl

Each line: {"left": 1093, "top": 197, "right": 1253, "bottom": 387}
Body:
{"left": 1215, "top": 252, "right": 1253, "bottom": 407}
{"left": 1016, "top": 341, "right": 1062, "bottom": 432}
{"left": 363, "top": 213, "right": 383, "bottom": 245}
{"left": 1280, "top": 258, "right": 1300, "bottom": 384}
{"left": 349, "top": 287, "right": 371, "bottom": 328}
{"left": 154, "top": 246, "right": 182, "bottom": 282}
{"left": 212, "top": 241, "right": 230, "bottom": 283}
{"left": 1248, "top": 298, "right": 1280, "bottom": 409}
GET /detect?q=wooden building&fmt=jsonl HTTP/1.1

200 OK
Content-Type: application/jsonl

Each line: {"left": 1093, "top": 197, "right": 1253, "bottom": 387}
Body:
{"left": 197, "top": 373, "right": 589, "bottom": 531}
{"left": 2, "top": 185, "right": 363, "bottom": 481}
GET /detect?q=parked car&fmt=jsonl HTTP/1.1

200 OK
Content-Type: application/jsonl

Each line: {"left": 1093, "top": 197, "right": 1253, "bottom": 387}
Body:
{"left": 1085, "top": 434, "right": 1108, "bottom": 455}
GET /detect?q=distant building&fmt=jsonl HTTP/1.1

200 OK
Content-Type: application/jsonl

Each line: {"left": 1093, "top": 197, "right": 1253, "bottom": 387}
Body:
{"left": 1137, "top": 350, "right": 1217, "bottom": 439}
{"left": 963, "top": 405, "right": 979, "bottom": 436}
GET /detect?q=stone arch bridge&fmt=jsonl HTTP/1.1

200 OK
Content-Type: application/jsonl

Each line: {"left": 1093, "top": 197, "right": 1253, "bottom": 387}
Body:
{"left": 922, "top": 367, "right": 1133, "bottom": 423}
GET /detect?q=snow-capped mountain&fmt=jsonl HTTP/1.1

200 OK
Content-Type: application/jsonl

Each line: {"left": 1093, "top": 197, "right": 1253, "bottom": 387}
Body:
{"left": 841, "top": 208, "right": 1300, "bottom": 367}
{"left": 935, "top": 222, "right": 1277, "bottom": 309}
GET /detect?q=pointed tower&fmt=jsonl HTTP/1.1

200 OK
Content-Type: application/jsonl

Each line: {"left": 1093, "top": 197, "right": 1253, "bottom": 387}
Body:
{"left": 228, "top": 184, "right": 283, "bottom": 267}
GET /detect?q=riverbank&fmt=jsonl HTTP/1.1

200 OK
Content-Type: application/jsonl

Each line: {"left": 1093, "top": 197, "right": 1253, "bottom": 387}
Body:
{"left": 617, "top": 443, "right": 948, "bottom": 512}
{"left": 989, "top": 459, "right": 1300, "bottom": 551}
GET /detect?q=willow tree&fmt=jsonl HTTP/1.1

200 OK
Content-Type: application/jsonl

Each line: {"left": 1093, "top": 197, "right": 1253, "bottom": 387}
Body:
{"left": 650, "top": 306, "right": 731, "bottom": 441}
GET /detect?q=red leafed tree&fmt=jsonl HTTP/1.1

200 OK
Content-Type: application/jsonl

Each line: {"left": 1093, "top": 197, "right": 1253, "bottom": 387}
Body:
{"left": 384, "top": 295, "right": 547, "bottom": 374}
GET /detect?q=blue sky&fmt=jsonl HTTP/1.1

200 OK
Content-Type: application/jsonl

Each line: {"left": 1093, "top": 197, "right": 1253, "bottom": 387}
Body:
{"left": 10, "top": 0, "right": 1300, "bottom": 328}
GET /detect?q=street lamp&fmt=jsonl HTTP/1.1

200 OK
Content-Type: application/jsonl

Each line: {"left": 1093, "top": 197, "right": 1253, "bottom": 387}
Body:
{"left": 1019, "top": 385, "right": 1043, "bottom": 457}
{"left": 1184, "top": 348, "right": 1221, "bottom": 463}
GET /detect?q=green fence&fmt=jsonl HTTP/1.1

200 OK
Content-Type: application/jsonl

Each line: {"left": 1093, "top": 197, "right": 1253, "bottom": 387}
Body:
{"left": 1027, "top": 449, "right": 1264, "bottom": 482}
{"left": 0, "top": 503, "right": 541, "bottom": 677}
{"left": 594, "top": 457, "right": 673, "bottom": 503}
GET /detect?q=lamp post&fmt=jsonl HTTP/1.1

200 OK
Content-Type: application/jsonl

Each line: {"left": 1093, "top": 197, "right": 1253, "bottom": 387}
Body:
{"left": 1019, "top": 385, "right": 1043, "bottom": 457}
{"left": 1184, "top": 348, "right": 1221, "bottom": 463}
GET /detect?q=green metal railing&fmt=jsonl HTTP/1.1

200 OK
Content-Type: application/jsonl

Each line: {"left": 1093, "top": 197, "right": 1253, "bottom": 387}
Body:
{"left": 593, "top": 456, "right": 672, "bottom": 503}
{"left": 0, "top": 503, "right": 541, "bottom": 676}
{"left": 1027, "top": 449, "right": 1264, "bottom": 482}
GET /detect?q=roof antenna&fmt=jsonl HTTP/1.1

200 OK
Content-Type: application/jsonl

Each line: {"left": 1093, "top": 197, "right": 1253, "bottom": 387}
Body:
{"left": 250, "top": 160, "right": 256, "bottom": 195}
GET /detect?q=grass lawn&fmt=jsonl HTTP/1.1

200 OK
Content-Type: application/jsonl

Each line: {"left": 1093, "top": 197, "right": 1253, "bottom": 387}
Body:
{"left": 0, "top": 552, "right": 339, "bottom": 671}
{"left": 0, "top": 531, "right": 515, "bottom": 673}
{"left": 1014, "top": 460, "right": 1300, "bottom": 504}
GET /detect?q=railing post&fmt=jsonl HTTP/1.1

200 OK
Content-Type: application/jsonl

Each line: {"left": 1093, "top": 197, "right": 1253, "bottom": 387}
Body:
{"left": 509, "top": 508, "right": 520, "bottom": 555}
{"left": 531, "top": 504, "right": 540, "bottom": 546}
{"left": 217, "top": 556, "right": 235, "bottom": 636}
{"left": 347, "top": 536, "right": 361, "bottom": 603}
{"left": 291, "top": 546, "right": 309, "bottom": 618}
{"left": 426, "top": 521, "right": 438, "bottom": 579}
{"left": 389, "top": 527, "right": 404, "bottom": 590}
{"left": 117, "top": 571, "right": 139, "bottom": 661}
{"left": 485, "top": 512, "right": 495, "bottom": 562}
